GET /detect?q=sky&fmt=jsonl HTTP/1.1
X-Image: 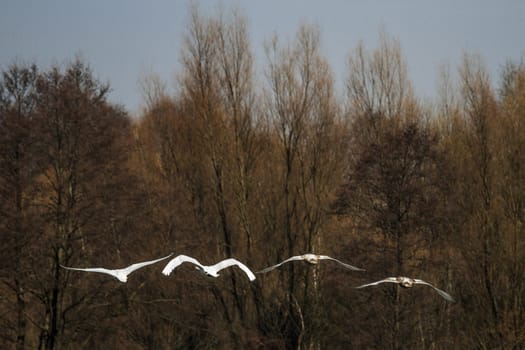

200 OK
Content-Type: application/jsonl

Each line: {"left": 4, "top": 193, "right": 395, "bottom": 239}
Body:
{"left": 1, "top": 0, "right": 524, "bottom": 115}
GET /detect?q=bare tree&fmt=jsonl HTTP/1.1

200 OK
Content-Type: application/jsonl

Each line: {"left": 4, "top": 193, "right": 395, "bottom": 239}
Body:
{"left": 138, "top": 69, "right": 168, "bottom": 112}
{"left": 2, "top": 60, "right": 135, "bottom": 350}
{"left": 263, "top": 23, "right": 344, "bottom": 349}
{"left": 147, "top": 5, "right": 263, "bottom": 348}
{"left": 338, "top": 33, "right": 454, "bottom": 350}
{"left": 454, "top": 53, "right": 504, "bottom": 348}
{"left": 447, "top": 56, "right": 525, "bottom": 348}
{"left": 497, "top": 60, "right": 525, "bottom": 348}
{"left": 345, "top": 31, "right": 417, "bottom": 127}
{"left": 0, "top": 62, "right": 39, "bottom": 350}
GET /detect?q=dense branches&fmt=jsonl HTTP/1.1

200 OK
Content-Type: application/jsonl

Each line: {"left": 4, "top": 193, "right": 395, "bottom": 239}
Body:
{"left": 1, "top": 7, "right": 524, "bottom": 350}
{"left": 0, "top": 60, "right": 140, "bottom": 349}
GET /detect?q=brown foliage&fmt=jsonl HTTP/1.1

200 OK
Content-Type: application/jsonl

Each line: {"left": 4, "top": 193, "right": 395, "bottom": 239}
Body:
{"left": 1, "top": 8, "right": 524, "bottom": 350}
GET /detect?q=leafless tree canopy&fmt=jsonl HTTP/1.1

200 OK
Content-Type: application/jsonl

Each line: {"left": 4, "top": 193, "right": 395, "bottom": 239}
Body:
{"left": 1, "top": 6, "right": 524, "bottom": 350}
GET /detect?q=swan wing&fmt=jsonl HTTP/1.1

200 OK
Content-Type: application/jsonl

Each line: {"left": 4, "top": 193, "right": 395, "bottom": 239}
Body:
{"left": 60, "top": 265, "right": 114, "bottom": 276}
{"left": 162, "top": 255, "right": 202, "bottom": 276}
{"left": 355, "top": 277, "right": 399, "bottom": 289}
{"left": 414, "top": 279, "right": 455, "bottom": 302}
{"left": 124, "top": 253, "right": 174, "bottom": 274}
{"left": 318, "top": 255, "right": 365, "bottom": 271}
{"left": 212, "top": 258, "right": 256, "bottom": 281}
{"left": 256, "top": 255, "right": 305, "bottom": 273}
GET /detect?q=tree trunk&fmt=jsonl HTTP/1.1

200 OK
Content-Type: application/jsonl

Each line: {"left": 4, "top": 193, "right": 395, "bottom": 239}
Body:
{"left": 15, "top": 279, "right": 26, "bottom": 350}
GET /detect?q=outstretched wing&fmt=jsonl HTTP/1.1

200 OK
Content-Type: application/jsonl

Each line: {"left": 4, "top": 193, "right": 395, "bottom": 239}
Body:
{"left": 162, "top": 255, "right": 203, "bottom": 276}
{"left": 318, "top": 255, "right": 365, "bottom": 271}
{"left": 125, "top": 253, "right": 174, "bottom": 275}
{"left": 256, "top": 255, "right": 305, "bottom": 273}
{"left": 355, "top": 277, "right": 399, "bottom": 289}
{"left": 213, "top": 258, "right": 256, "bottom": 281}
{"left": 60, "top": 265, "right": 113, "bottom": 276}
{"left": 414, "top": 279, "right": 455, "bottom": 302}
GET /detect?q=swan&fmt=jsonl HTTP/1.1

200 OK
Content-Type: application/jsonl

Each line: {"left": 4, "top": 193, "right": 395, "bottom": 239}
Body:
{"left": 355, "top": 276, "right": 455, "bottom": 302}
{"left": 162, "top": 255, "right": 256, "bottom": 281}
{"left": 257, "top": 253, "right": 365, "bottom": 273}
{"left": 60, "top": 253, "right": 173, "bottom": 283}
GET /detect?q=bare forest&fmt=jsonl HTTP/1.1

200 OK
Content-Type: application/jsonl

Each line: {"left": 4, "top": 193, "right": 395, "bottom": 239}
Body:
{"left": 1, "top": 7, "right": 524, "bottom": 350}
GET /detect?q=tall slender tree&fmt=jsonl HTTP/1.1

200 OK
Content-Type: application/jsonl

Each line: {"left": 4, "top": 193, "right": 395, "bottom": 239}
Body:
{"left": 0, "top": 63, "right": 39, "bottom": 350}
{"left": 263, "top": 23, "right": 344, "bottom": 349}
{"left": 336, "top": 33, "right": 454, "bottom": 349}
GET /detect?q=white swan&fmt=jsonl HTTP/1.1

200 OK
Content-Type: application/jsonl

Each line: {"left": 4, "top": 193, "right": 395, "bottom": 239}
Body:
{"left": 257, "top": 253, "right": 365, "bottom": 273}
{"left": 60, "top": 253, "right": 173, "bottom": 283}
{"left": 162, "top": 255, "right": 256, "bottom": 281}
{"left": 355, "top": 276, "right": 455, "bottom": 302}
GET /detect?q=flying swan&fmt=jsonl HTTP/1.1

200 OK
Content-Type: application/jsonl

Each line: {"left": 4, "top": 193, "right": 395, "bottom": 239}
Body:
{"left": 355, "top": 276, "right": 455, "bottom": 302}
{"left": 162, "top": 255, "right": 256, "bottom": 281}
{"left": 60, "top": 253, "right": 173, "bottom": 283}
{"left": 257, "top": 253, "right": 365, "bottom": 273}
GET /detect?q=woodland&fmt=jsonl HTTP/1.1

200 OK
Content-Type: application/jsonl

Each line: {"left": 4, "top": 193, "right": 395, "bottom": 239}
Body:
{"left": 1, "top": 6, "right": 524, "bottom": 350}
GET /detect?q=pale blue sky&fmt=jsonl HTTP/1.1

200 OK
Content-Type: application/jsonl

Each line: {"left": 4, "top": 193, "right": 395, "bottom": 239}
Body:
{"left": 1, "top": 0, "right": 524, "bottom": 114}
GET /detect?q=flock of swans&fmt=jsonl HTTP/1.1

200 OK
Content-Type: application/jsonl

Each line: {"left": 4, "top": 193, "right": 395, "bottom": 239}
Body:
{"left": 61, "top": 253, "right": 455, "bottom": 302}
